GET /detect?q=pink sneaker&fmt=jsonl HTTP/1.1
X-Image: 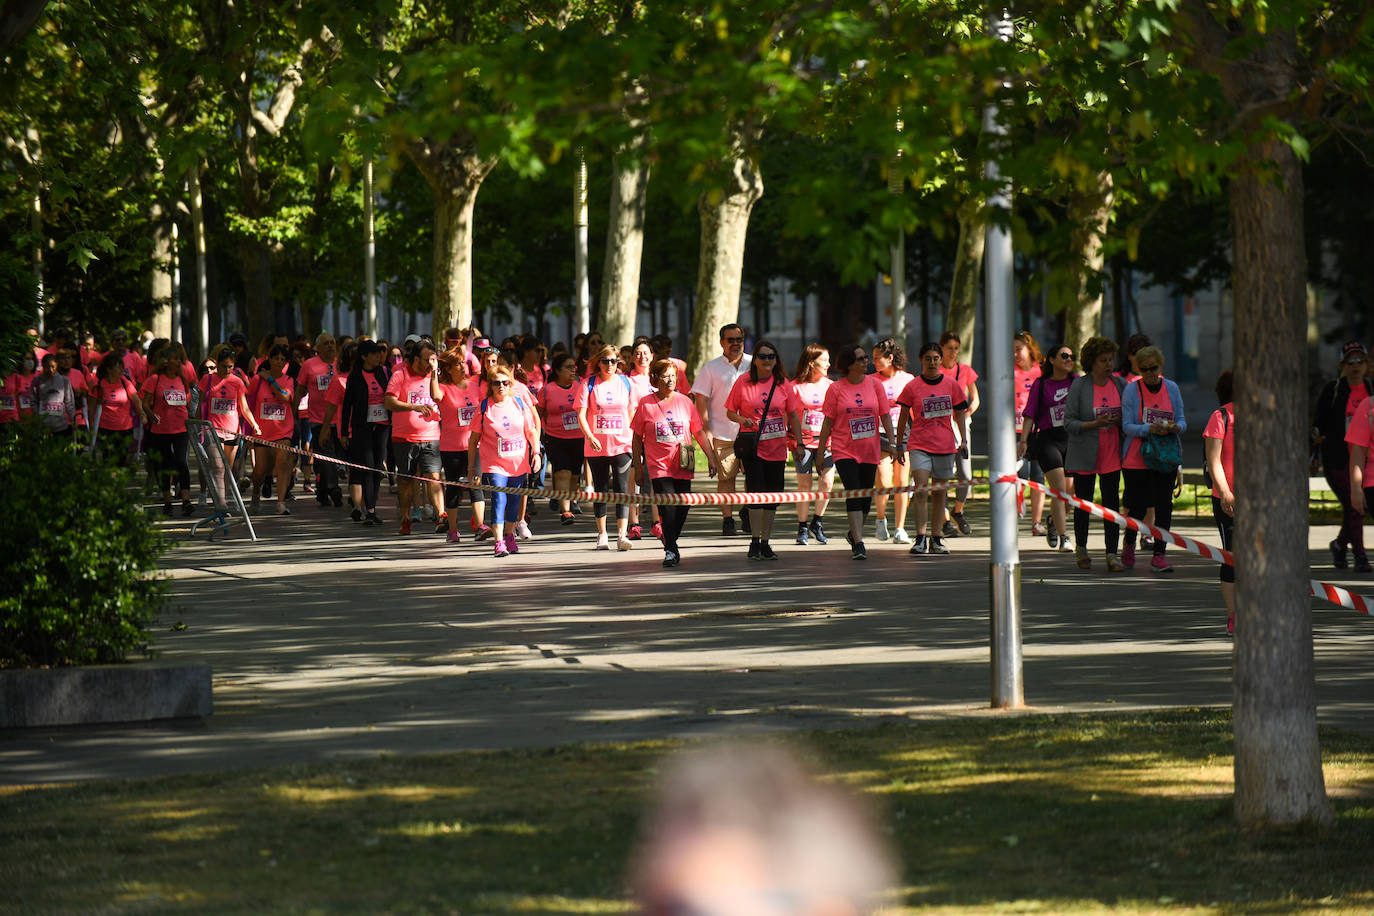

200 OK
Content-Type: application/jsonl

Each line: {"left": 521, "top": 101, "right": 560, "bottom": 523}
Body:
{"left": 446, "top": 529, "right": 461, "bottom": 544}
{"left": 475, "top": 524, "right": 493, "bottom": 540}
{"left": 505, "top": 533, "right": 519, "bottom": 555}
{"left": 1150, "top": 554, "right": 1173, "bottom": 574}
{"left": 493, "top": 540, "right": 509, "bottom": 558}
{"left": 1121, "top": 542, "right": 1135, "bottom": 569}
{"left": 652, "top": 521, "right": 664, "bottom": 540}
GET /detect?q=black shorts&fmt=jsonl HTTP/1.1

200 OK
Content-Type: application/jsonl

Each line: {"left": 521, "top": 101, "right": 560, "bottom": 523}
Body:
{"left": 1034, "top": 428, "right": 1068, "bottom": 472}
{"left": 544, "top": 435, "right": 585, "bottom": 474}
{"left": 392, "top": 439, "right": 441, "bottom": 476}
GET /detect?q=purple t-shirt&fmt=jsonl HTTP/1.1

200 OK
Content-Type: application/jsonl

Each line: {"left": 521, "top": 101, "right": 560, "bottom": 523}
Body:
{"left": 1025, "top": 374, "right": 1078, "bottom": 432}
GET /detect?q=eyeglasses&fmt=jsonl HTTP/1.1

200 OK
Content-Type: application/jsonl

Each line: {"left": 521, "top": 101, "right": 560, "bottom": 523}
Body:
{"left": 855, "top": 353, "right": 870, "bottom": 361}
{"left": 1138, "top": 364, "right": 1161, "bottom": 372}
{"left": 755, "top": 353, "right": 777, "bottom": 360}
{"left": 723, "top": 336, "right": 744, "bottom": 344}
{"left": 1345, "top": 357, "right": 1366, "bottom": 365}
{"left": 600, "top": 357, "right": 620, "bottom": 365}
{"left": 1056, "top": 352, "right": 1074, "bottom": 360}
{"left": 492, "top": 380, "right": 513, "bottom": 388}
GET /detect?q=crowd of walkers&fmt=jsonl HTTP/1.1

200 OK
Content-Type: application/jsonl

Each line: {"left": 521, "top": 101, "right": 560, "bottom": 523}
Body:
{"left": 4, "top": 323, "right": 1370, "bottom": 584}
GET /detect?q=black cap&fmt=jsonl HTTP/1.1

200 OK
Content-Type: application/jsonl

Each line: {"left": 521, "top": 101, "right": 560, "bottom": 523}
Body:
{"left": 358, "top": 340, "right": 385, "bottom": 356}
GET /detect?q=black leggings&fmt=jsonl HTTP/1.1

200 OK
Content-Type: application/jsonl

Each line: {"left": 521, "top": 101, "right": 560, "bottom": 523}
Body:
{"left": 441, "top": 450, "right": 475, "bottom": 509}
{"left": 1072, "top": 470, "right": 1120, "bottom": 553}
{"left": 347, "top": 422, "right": 390, "bottom": 510}
{"left": 147, "top": 431, "right": 190, "bottom": 494}
{"left": 310, "top": 424, "right": 338, "bottom": 492}
{"left": 743, "top": 457, "right": 786, "bottom": 511}
{"left": 1211, "top": 496, "right": 1235, "bottom": 584}
{"left": 587, "top": 452, "right": 632, "bottom": 520}
{"left": 1122, "top": 467, "right": 1174, "bottom": 555}
{"left": 834, "top": 458, "right": 877, "bottom": 515}
{"left": 652, "top": 477, "right": 692, "bottom": 550}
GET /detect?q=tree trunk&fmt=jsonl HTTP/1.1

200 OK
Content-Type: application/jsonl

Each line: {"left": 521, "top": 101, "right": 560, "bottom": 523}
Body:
{"left": 1063, "top": 170, "right": 1114, "bottom": 353}
{"left": 149, "top": 201, "right": 175, "bottom": 339}
{"left": 686, "top": 146, "right": 763, "bottom": 376}
{"left": 409, "top": 143, "right": 496, "bottom": 340}
{"left": 599, "top": 142, "right": 651, "bottom": 347}
{"left": 945, "top": 195, "right": 985, "bottom": 360}
{"left": 237, "top": 239, "right": 275, "bottom": 340}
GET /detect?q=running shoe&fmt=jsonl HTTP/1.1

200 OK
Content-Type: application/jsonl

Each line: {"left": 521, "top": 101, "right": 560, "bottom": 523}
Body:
{"left": 1330, "top": 540, "right": 1348, "bottom": 570}
{"left": 910, "top": 534, "right": 928, "bottom": 555}
{"left": 446, "top": 529, "right": 461, "bottom": 544}
{"left": 595, "top": 532, "right": 610, "bottom": 550}
{"left": 505, "top": 533, "right": 520, "bottom": 555}
{"left": 351, "top": 508, "right": 364, "bottom": 523}
{"left": 330, "top": 487, "right": 343, "bottom": 507}
{"left": 1075, "top": 546, "right": 1091, "bottom": 569}
{"left": 365, "top": 511, "right": 381, "bottom": 526}
{"left": 435, "top": 513, "right": 449, "bottom": 534}
{"left": 809, "top": 517, "right": 828, "bottom": 545}
{"left": 316, "top": 491, "right": 331, "bottom": 507}
{"left": 399, "top": 518, "right": 412, "bottom": 535}
{"left": 493, "top": 540, "right": 509, "bottom": 558}
{"left": 722, "top": 517, "right": 737, "bottom": 537}
{"left": 875, "top": 518, "right": 890, "bottom": 541}
{"left": 560, "top": 512, "right": 576, "bottom": 526}
{"left": 662, "top": 549, "right": 680, "bottom": 568}
{"left": 652, "top": 521, "right": 663, "bottom": 540}
{"left": 892, "top": 529, "right": 911, "bottom": 545}
{"left": 928, "top": 536, "right": 950, "bottom": 555}
{"left": 515, "top": 520, "right": 533, "bottom": 540}
{"left": 1355, "top": 554, "right": 1372, "bottom": 574}
{"left": 942, "top": 520, "right": 959, "bottom": 539}
{"left": 1150, "top": 554, "right": 1174, "bottom": 574}
{"left": 953, "top": 511, "right": 971, "bottom": 536}
{"left": 422, "top": 504, "right": 435, "bottom": 520}
{"left": 571, "top": 502, "right": 583, "bottom": 515}
{"left": 1104, "top": 553, "right": 1125, "bottom": 573}
{"left": 627, "top": 524, "right": 643, "bottom": 540}
{"left": 739, "top": 507, "right": 751, "bottom": 533}
{"left": 852, "top": 540, "right": 867, "bottom": 560}
{"left": 277, "top": 504, "right": 291, "bottom": 516}
{"left": 1046, "top": 529, "right": 1060, "bottom": 550}
{"left": 1141, "top": 535, "right": 1154, "bottom": 551}
{"left": 1031, "top": 521, "right": 1046, "bottom": 537}
{"left": 1122, "top": 542, "right": 1135, "bottom": 568}
{"left": 549, "top": 498, "right": 560, "bottom": 512}
{"left": 410, "top": 507, "right": 422, "bottom": 522}
{"left": 795, "top": 523, "right": 810, "bottom": 546}
{"left": 303, "top": 480, "right": 315, "bottom": 494}
{"left": 182, "top": 501, "right": 195, "bottom": 517}
{"left": 1059, "top": 534, "right": 1073, "bottom": 553}
{"left": 758, "top": 541, "right": 778, "bottom": 561}
{"left": 475, "top": 523, "right": 494, "bottom": 541}
{"left": 618, "top": 535, "right": 633, "bottom": 551}
{"left": 748, "top": 538, "right": 761, "bottom": 560}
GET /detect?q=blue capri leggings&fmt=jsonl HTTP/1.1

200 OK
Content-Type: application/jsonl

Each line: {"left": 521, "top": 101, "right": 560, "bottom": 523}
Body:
{"left": 483, "top": 472, "right": 527, "bottom": 524}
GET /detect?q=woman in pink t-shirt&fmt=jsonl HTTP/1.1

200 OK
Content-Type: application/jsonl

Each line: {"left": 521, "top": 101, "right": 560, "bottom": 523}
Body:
{"left": 816, "top": 344, "right": 899, "bottom": 560}
{"left": 468, "top": 366, "right": 541, "bottom": 558}
{"left": 939, "top": 331, "right": 980, "bottom": 536}
{"left": 1065, "top": 337, "right": 1126, "bottom": 572}
{"left": 538, "top": 355, "right": 586, "bottom": 525}
{"left": 871, "top": 338, "right": 916, "bottom": 545}
{"left": 91, "top": 351, "right": 149, "bottom": 466}
{"left": 625, "top": 339, "right": 657, "bottom": 539}
{"left": 790, "top": 344, "right": 835, "bottom": 546}
{"left": 895, "top": 343, "right": 970, "bottom": 556}
{"left": 725, "top": 338, "right": 804, "bottom": 561}
{"left": 1014, "top": 331, "right": 1048, "bottom": 536}
{"left": 247, "top": 344, "right": 298, "bottom": 516}
{"left": 578, "top": 345, "right": 638, "bottom": 551}
{"left": 437, "top": 347, "right": 484, "bottom": 544}
{"left": 200, "top": 348, "right": 260, "bottom": 505}
{"left": 1204, "top": 371, "right": 1238, "bottom": 632}
{"left": 630, "top": 359, "right": 719, "bottom": 567}
{"left": 139, "top": 347, "right": 194, "bottom": 516}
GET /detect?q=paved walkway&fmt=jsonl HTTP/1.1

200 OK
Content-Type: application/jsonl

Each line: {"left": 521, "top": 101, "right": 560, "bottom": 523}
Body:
{"left": 3, "top": 491, "right": 1371, "bottom": 785}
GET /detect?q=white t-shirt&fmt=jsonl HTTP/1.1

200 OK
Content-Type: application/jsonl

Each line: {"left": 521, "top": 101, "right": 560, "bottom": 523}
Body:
{"left": 693, "top": 353, "right": 753, "bottom": 440}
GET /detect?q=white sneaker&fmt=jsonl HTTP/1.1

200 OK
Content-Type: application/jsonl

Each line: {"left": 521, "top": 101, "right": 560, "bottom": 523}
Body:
{"left": 892, "top": 528, "right": 912, "bottom": 545}
{"left": 1059, "top": 533, "right": 1074, "bottom": 552}
{"left": 875, "top": 518, "right": 890, "bottom": 541}
{"left": 515, "top": 520, "right": 533, "bottom": 540}
{"left": 421, "top": 504, "right": 435, "bottom": 520}
{"left": 618, "top": 536, "right": 633, "bottom": 551}
{"left": 595, "top": 533, "right": 610, "bottom": 550}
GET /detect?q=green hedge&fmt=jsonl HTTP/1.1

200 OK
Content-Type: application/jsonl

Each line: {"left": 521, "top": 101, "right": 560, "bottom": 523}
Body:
{"left": 0, "top": 421, "right": 167, "bottom": 667}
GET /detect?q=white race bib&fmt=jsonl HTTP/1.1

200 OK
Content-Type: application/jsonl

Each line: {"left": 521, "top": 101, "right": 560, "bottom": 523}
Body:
{"left": 41, "top": 397, "right": 63, "bottom": 415}
{"left": 655, "top": 420, "right": 685, "bottom": 444}
{"left": 211, "top": 397, "right": 235, "bottom": 416}
{"left": 1094, "top": 405, "right": 1121, "bottom": 423}
{"left": 367, "top": 403, "right": 387, "bottom": 423}
{"left": 803, "top": 409, "right": 824, "bottom": 432}
{"left": 260, "top": 402, "right": 287, "bottom": 421}
{"left": 848, "top": 415, "right": 877, "bottom": 440}
{"left": 497, "top": 435, "right": 524, "bottom": 456}
{"left": 922, "top": 395, "right": 953, "bottom": 419}
{"left": 163, "top": 388, "right": 187, "bottom": 407}
{"left": 595, "top": 413, "right": 625, "bottom": 432}
{"left": 459, "top": 405, "right": 477, "bottom": 425}
{"left": 1144, "top": 406, "right": 1173, "bottom": 426}
{"left": 1050, "top": 404, "right": 1066, "bottom": 427}
{"left": 759, "top": 415, "right": 786, "bottom": 441}
{"left": 18, "top": 393, "right": 31, "bottom": 410}
{"left": 316, "top": 374, "right": 332, "bottom": 390}
{"left": 408, "top": 390, "right": 433, "bottom": 408}
{"left": 561, "top": 411, "right": 580, "bottom": 431}
{"left": 0, "top": 395, "right": 14, "bottom": 412}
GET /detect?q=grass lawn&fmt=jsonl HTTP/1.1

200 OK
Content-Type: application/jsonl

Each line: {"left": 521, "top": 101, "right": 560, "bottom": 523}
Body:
{"left": 4, "top": 709, "right": 1372, "bottom": 914}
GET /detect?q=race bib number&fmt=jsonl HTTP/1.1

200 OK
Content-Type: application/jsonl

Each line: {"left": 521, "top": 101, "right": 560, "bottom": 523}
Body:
{"left": 803, "top": 409, "right": 824, "bottom": 432}
{"left": 459, "top": 405, "right": 477, "bottom": 425}
{"left": 922, "top": 395, "right": 953, "bottom": 419}
{"left": 367, "top": 403, "right": 387, "bottom": 423}
{"left": 1144, "top": 406, "right": 1173, "bottom": 426}
{"left": 41, "top": 397, "right": 63, "bottom": 415}
{"left": 316, "top": 374, "right": 332, "bottom": 390}
{"left": 18, "top": 394, "right": 31, "bottom": 410}
{"left": 848, "top": 415, "right": 877, "bottom": 440}
{"left": 759, "top": 415, "right": 786, "bottom": 441}
{"left": 408, "top": 390, "right": 433, "bottom": 408}
{"left": 211, "top": 397, "right": 235, "bottom": 416}
{"left": 595, "top": 413, "right": 625, "bottom": 432}
{"left": 561, "top": 411, "right": 580, "bottom": 431}
{"left": 1049, "top": 404, "right": 1066, "bottom": 427}
{"left": 655, "top": 420, "right": 685, "bottom": 444}
{"left": 1094, "top": 405, "right": 1121, "bottom": 423}
{"left": 163, "top": 388, "right": 187, "bottom": 407}
{"left": 497, "top": 436, "right": 524, "bottom": 456}
{"left": 0, "top": 395, "right": 14, "bottom": 412}
{"left": 260, "top": 402, "right": 287, "bottom": 421}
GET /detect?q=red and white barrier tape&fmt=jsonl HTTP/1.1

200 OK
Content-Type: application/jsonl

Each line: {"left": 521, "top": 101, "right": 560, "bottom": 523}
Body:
{"left": 997, "top": 474, "right": 1371, "bottom": 616}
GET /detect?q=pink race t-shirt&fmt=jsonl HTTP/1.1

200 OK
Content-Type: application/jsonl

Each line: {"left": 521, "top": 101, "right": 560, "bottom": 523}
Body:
{"left": 896, "top": 374, "right": 968, "bottom": 455}
{"left": 325, "top": 374, "right": 348, "bottom": 433}
{"left": 297, "top": 357, "right": 337, "bottom": 424}
{"left": 249, "top": 372, "right": 295, "bottom": 441}
{"left": 1014, "top": 363, "right": 1042, "bottom": 431}
{"left": 725, "top": 376, "right": 801, "bottom": 463}
{"left": 631, "top": 391, "right": 703, "bottom": 480}
{"left": 873, "top": 370, "right": 914, "bottom": 446}
{"left": 793, "top": 378, "right": 832, "bottom": 450}
{"left": 1204, "top": 403, "right": 1235, "bottom": 497}
{"left": 0, "top": 375, "right": 19, "bottom": 423}
{"left": 203, "top": 374, "right": 249, "bottom": 438}
{"left": 120, "top": 350, "right": 147, "bottom": 387}
{"left": 576, "top": 375, "right": 636, "bottom": 456}
{"left": 96, "top": 377, "right": 140, "bottom": 431}
{"left": 1343, "top": 399, "right": 1374, "bottom": 481}
{"left": 824, "top": 376, "right": 890, "bottom": 464}
{"left": 627, "top": 369, "right": 654, "bottom": 404}
{"left": 1346, "top": 384, "right": 1371, "bottom": 431}
{"left": 540, "top": 382, "right": 583, "bottom": 440}
{"left": 1123, "top": 380, "right": 1174, "bottom": 470}
{"left": 11, "top": 372, "right": 35, "bottom": 418}
{"left": 472, "top": 397, "right": 535, "bottom": 477}
{"left": 141, "top": 373, "right": 190, "bottom": 435}
{"left": 437, "top": 379, "right": 482, "bottom": 451}
{"left": 387, "top": 365, "right": 440, "bottom": 442}
{"left": 1091, "top": 380, "right": 1123, "bottom": 475}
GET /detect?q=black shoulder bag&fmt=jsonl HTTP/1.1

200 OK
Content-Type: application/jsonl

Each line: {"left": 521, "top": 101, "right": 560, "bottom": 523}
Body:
{"left": 732, "top": 377, "right": 779, "bottom": 467}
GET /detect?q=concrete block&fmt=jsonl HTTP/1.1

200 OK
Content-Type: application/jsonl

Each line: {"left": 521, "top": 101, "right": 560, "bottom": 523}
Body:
{"left": 0, "top": 663, "right": 212, "bottom": 728}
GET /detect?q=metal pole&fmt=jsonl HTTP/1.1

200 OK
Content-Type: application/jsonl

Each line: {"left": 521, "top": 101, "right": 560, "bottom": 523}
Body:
{"left": 574, "top": 147, "right": 590, "bottom": 334}
{"left": 364, "top": 155, "right": 378, "bottom": 338}
{"left": 986, "top": 5, "right": 1023, "bottom": 709}
{"left": 889, "top": 111, "right": 906, "bottom": 345}
{"left": 190, "top": 171, "right": 209, "bottom": 354}
{"left": 32, "top": 191, "right": 43, "bottom": 336}
{"left": 170, "top": 219, "right": 181, "bottom": 345}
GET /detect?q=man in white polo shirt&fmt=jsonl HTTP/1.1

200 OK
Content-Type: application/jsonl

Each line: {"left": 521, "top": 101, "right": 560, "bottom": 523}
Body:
{"left": 692, "top": 323, "right": 752, "bottom": 536}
